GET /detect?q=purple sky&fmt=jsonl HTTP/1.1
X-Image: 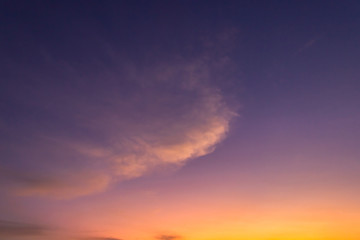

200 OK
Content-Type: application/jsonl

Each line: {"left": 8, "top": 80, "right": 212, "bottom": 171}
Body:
{"left": 1, "top": 1, "right": 360, "bottom": 239}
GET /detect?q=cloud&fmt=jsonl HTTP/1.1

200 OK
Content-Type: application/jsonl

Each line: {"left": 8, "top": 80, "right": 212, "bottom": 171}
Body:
{"left": 0, "top": 220, "right": 46, "bottom": 237}
{"left": 0, "top": 166, "right": 111, "bottom": 198}
{"left": 294, "top": 35, "right": 321, "bottom": 55}
{"left": 156, "top": 234, "right": 182, "bottom": 240}
{"left": 108, "top": 77, "right": 234, "bottom": 179}
{"left": 1, "top": 32, "right": 238, "bottom": 198}
{"left": 13, "top": 172, "right": 110, "bottom": 199}
{"left": 81, "top": 238, "right": 122, "bottom": 240}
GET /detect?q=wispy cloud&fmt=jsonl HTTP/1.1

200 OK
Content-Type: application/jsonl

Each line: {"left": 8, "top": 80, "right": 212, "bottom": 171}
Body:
{"left": 294, "top": 35, "right": 322, "bottom": 55}
{"left": 1, "top": 31, "right": 239, "bottom": 198}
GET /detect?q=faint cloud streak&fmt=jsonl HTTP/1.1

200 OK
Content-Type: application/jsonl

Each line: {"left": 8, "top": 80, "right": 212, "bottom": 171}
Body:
{"left": 0, "top": 220, "right": 46, "bottom": 237}
{"left": 294, "top": 35, "right": 322, "bottom": 56}
{"left": 156, "top": 234, "right": 182, "bottom": 240}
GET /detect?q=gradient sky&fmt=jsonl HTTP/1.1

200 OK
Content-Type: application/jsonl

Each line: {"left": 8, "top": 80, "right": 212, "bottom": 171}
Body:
{"left": 1, "top": 1, "right": 360, "bottom": 240}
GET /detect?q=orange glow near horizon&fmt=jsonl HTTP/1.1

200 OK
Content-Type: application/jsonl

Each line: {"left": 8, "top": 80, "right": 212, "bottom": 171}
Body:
{"left": 46, "top": 179, "right": 360, "bottom": 240}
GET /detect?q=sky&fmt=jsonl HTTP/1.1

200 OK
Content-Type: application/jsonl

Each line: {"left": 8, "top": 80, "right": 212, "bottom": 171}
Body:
{"left": 1, "top": 1, "right": 360, "bottom": 240}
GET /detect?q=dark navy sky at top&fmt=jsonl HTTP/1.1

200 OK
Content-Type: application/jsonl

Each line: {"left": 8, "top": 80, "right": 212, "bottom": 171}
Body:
{"left": 2, "top": 1, "right": 360, "bottom": 64}
{"left": 1, "top": 0, "right": 360, "bottom": 171}
{"left": 1, "top": 0, "right": 360, "bottom": 93}
{"left": 1, "top": 1, "right": 360, "bottom": 74}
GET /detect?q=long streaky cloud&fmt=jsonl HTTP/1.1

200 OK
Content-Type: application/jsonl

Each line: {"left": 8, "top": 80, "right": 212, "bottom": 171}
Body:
{"left": 0, "top": 220, "right": 46, "bottom": 237}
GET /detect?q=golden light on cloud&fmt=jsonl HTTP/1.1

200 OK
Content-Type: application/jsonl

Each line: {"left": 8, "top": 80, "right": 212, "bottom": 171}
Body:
{"left": 4, "top": 51, "right": 236, "bottom": 199}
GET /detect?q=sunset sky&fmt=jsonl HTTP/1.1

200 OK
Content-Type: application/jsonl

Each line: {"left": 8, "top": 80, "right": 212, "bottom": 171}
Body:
{"left": 1, "top": 1, "right": 360, "bottom": 240}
